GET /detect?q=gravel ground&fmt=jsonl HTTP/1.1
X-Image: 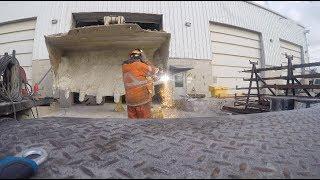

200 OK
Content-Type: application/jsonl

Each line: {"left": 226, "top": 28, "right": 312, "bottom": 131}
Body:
{"left": 0, "top": 105, "right": 320, "bottom": 179}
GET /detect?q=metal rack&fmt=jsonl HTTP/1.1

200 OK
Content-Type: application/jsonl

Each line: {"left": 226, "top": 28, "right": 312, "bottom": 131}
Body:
{"left": 223, "top": 54, "right": 320, "bottom": 114}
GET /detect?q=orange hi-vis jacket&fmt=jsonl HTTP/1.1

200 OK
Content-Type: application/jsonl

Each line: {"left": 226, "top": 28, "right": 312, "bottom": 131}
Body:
{"left": 122, "top": 60, "right": 158, "bottom": 106}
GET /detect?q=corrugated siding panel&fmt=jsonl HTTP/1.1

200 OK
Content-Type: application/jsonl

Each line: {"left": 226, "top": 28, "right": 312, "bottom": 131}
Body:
{"left": 210, "top": 22, "right": 262, "bottom": 94}
{"left": 0, "top": 21, "right": 36, "bottom": 34}
{"left": 0, "top": 40, "right": 34, "bottom": 55}
{"left": 279, "top": 39, "right": 303, "bottom": 76}
{"left": 0, "top": 30, "right": 34, "bottom": 44}
{"left": 0, "top": 1, "right": 307, "bottom": 64}
{"left": 0, "top": 18, "right": 36, "bottom": 81}
{"left": 213, "top": 54, "right": 257, "bottom": 67}
{"left": 212, "top": 66, "right": 250, "bottom": 78}
{"left": 204, "top": 1, "right": 306, "bottom": 66}
{"left": 212, "top": 42, "right": 261, "bottom": 58}
{"left": 211, "top": 33, "right": 261, "bottom": 48}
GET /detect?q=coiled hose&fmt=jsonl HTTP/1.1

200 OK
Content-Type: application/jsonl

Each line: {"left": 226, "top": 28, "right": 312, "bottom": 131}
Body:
{"left": 0, "top": 53, "right": 23, "bottom": 103}
{"left": 0, "top": 52, "right": 35, "bottom": 120}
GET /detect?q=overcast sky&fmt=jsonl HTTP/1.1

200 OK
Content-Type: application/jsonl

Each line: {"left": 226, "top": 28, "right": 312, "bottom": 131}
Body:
{"left": 253, "top": 1, "right": 320, "bottom": 63}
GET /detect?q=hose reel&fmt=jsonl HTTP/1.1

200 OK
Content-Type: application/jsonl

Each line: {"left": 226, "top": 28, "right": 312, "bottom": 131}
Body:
{"left": 0, "top": 51, "right": 23, "bottom": 102}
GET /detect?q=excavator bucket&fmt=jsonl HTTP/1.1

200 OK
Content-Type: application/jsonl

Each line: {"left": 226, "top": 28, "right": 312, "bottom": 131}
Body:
{"left": 45, "top": 23, "right": 171, "bottom": 104}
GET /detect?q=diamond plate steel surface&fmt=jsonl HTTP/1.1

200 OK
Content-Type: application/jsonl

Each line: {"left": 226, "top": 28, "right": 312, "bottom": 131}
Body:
{"left": 1, "top": 106, "right": 320, "bottom": 178}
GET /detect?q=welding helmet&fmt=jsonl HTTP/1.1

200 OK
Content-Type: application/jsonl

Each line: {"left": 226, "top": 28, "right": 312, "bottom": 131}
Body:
{"left": 129, "top": 48, "right": 146, "bottom": 61}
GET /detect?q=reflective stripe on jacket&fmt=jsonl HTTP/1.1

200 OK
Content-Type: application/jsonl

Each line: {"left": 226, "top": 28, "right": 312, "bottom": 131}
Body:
{"left": 122, "top": 61, "right": 157, "bottom": 106}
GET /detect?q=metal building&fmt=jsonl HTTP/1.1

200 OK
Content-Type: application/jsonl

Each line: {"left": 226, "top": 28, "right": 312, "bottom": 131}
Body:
{"left": 0, "top": 1, "right": 309, "bottom": 98}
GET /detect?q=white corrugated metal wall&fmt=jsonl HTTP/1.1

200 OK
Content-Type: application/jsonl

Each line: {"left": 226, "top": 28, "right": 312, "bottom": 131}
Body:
{"left": 0, "top": 19, "right": 36, "bottom": 81}
{"left": 210, "top": 22, "right": 263, "bottom": 94}
{"left": 0, "top": 1, "right": 308, "bottom": 65}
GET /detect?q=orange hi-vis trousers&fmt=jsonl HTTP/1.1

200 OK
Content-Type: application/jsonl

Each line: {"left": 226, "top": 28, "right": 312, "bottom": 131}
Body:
{"left": 127, "top": 102, "right": 151, "bottom": 119}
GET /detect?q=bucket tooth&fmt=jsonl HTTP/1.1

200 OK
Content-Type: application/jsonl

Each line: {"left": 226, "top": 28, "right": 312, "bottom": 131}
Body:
{"left": 79, "top": 92, "right": 86, "bottom": 102}
{"left": 64, "top": 90, "right": 70, "bottom": 99}
{"left": 96, "top": 95, "right": 103, "bottom": 104}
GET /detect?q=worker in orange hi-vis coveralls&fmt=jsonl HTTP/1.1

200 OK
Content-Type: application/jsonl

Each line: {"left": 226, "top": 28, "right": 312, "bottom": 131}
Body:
{"left": 122, "top": 49, "right": 159, "bottom": 119}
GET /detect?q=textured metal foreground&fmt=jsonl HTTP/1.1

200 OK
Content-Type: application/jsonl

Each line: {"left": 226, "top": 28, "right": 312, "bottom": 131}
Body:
{"left": 1, "top": 106, "right": 320, "bottom": 179}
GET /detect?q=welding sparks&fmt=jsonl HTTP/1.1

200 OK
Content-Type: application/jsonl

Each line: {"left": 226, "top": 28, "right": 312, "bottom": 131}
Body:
{"left": 159, "top": 74, "right": 170, "bottom": 82}
{"left": 159, "top": 74, "right": 174, "bottom": 109}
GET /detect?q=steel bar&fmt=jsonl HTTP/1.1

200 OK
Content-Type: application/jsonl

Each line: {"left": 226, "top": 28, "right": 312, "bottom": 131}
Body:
{"left": 242, "top": 61, "right": 320, "bottom": 73}
{"left": 293, "top": 77, "right": 312, "bottom": 97}
{"left": 222, "top": 106, "right": 269, "bottom": 114}
{"left": 263, "top": 84, "right": 320, "bottom": 90}
{"left": 243, "top": 73, "right": 320, "bottom": 81}
{"left": 254, "top": 66, "right": 261, "bottom": 102}
{"left": 245, "top": 63, "right": 255, "bottom": 109}
{"left": 238, "top": 84, "right": 320, "bottom": 90}
{"left": 236, "top": 99, "right": 258, "bottom": 102}
{"left": 286, "top": 55, "right": 293, "bottom": 96}
{"left": 264, "top": 95, "right": 320, "bottom": 102}
{"left": 243, "top": 93, "right": 267, "bottom": 96}
{"left": 256, "top": 73, "right": 276, "bottom": 95}
{"left": 236, "top": 87, "right": 261, "bottom": 90}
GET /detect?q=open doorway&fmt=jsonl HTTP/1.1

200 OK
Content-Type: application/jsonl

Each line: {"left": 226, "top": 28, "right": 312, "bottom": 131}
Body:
{"left": 174, "top": 72, "right": 187, "bottom": 99}
{"left": 72, "top": 12, "right": 163, "bottom": 31}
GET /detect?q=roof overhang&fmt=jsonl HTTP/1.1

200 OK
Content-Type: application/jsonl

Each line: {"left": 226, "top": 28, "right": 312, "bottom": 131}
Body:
{"left": 169, "top": 65, "right": 194, "bottom": 74}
